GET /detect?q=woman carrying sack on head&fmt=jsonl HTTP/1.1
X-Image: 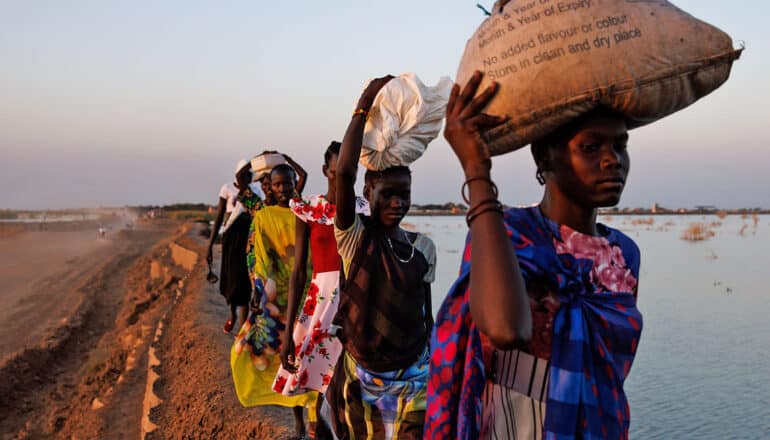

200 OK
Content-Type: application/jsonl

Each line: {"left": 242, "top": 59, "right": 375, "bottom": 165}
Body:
{"left": 251, "top": 151, "right": 308, "bottom": 207}
{"left": 426, "top": 72, "right": 643, "bottom": 440}
{"left": 325, "top": 76, "right": 437, "bottom": 440}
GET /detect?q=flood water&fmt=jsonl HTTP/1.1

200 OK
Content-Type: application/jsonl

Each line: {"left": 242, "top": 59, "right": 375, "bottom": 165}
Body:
{"left": 407, "top": 214, "right": 770, "bottom": 439}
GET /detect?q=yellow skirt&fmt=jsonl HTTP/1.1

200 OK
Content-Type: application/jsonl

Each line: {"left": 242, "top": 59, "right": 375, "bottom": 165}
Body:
{"left": 231, "top": 312, "right": 317, "bottom": 408}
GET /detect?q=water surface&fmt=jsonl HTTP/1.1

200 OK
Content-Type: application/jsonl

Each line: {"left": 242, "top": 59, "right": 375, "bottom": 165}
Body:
{"left": 406, "top": 214, "right": 770, "bottom": 439}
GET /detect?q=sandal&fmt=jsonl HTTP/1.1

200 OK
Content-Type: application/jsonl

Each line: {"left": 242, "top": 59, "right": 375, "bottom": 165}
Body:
{"left": 223, "top": 319, "right": 234, "bottom": 333}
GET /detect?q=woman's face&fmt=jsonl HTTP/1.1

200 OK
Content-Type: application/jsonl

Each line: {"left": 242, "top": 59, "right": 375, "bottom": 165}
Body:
{"left": 260, "top": 176, "right": 274, "bottom": 204}
{"left": 546, "top": 113, "right": 630, "bottom": 208}
{"left": 270, "top": 170, "right": 296, "bottom": 206}
{"left": 365, "top": 172, "right": 411, "bottom": 229}
{"left": 260, "top": 176, "right": 271, "bottom": 196}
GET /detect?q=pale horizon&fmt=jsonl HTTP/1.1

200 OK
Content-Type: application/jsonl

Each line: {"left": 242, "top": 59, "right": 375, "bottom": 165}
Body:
{"left": 2, "top": 1, "right": 768, "bottom": 210}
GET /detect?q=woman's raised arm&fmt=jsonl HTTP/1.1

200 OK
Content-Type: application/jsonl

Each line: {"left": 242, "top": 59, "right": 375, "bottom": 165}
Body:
{"left": 444, "top": 71, "right": 532, "bottom": 349}
{"left": 335, "top": 75, "right": 394, "bottom": 230}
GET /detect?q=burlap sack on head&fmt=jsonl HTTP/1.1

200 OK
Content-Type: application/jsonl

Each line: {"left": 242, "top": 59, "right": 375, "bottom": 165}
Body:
{"left": 359, "top": 73, "right": 453, "bottom": 171}
{"left": 458, "top": 0, "right": 742, "bottom": 155}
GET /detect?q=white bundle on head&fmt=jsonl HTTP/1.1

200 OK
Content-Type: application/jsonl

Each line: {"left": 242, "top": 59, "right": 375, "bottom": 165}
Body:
{"left": 359, "top": 73, "right": 453, "bottom": 171}
{"left": 250, "top": 153, "right": 287, "bottom": 182}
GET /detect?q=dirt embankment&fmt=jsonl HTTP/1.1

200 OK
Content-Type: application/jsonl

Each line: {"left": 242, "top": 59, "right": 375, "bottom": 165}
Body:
{"left": 0, "top": 221, "right": 295, "bottom": 439}
{"left": 146, "top": 227, "right": 295, "bottom": 440}
{"left": 0, "top": 221, "right": 188, "bottom": 438}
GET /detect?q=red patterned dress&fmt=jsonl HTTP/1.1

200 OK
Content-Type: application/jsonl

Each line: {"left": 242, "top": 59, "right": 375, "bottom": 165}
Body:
{"left": 272, "top": 195, "right": 346, "bottom": 395}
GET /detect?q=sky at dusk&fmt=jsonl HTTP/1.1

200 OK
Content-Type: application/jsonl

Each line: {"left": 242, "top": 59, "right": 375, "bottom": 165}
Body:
{"left": 1, "top": 1, "right": 768, "bottom": 210}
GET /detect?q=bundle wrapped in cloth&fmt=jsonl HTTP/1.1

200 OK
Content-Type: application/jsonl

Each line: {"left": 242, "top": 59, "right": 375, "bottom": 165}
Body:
{"left": 250, "top": 153, "right": 287, "bottom": 181}
{"left": 458, "top": 0, "right": 743, "bottom": 155}
{"left": 359, "top": 73, "right": 453, "bottom": 171}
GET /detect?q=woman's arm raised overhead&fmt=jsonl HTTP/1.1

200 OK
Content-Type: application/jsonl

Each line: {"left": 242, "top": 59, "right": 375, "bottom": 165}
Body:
{"left": 335, "top": 75, "right": 394, "bottom": 230}
{"left": 444, "top": 71, "right": 532, "bottom": 349}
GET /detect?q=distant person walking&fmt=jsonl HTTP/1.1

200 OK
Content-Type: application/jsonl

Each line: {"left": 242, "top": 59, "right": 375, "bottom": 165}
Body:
{"left": 207, "top": 159, "right": 264, "bottom": 333}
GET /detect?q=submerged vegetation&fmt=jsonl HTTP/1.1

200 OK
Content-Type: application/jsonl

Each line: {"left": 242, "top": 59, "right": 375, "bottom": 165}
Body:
{"left": 631, "top": 217, "right": 654, "bottom": 226}
{"left": 681, "top": 222, "right": 717, "bottom": 241}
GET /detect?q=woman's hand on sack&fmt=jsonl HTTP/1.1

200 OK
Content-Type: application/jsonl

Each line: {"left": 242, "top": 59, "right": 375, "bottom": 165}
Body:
{"left": 444, "top": 70, "right": 507, "bottom": 178}
{"left": 357, "top": 75, "right": 395, "bottom": 111}
{"left": 280, "top": 336, "right": 298, "bottom": 373}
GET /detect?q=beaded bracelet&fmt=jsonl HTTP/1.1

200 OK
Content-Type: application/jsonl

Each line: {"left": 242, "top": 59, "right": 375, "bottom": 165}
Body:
{"left": 352, "top": 108, "right": 369, "bottom": 119}
{"left": 461, "top": 176, "right": 498, "bottom": 204}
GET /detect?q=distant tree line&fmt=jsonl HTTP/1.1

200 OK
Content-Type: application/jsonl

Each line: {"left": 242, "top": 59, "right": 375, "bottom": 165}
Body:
{"left": 128, "top": 203, "right": 211, "bottom": 212}
{"left": 412, "top": 202, "right": 468, "bottom": 211}
{"left": 0, "top": 209, "right": 18, "bottom": 219}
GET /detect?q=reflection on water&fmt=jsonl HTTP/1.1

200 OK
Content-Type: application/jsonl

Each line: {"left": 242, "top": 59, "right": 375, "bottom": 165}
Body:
{"left": 407, "top": 214, "right": 770, "bottom": 439}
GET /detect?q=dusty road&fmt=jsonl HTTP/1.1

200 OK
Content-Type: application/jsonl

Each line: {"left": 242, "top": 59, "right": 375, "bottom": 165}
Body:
{"left": 0, "top": 221, "right": 296, "bottom": 439}
{"left": 0, "top": 229, "right": 120, "bottom": 362}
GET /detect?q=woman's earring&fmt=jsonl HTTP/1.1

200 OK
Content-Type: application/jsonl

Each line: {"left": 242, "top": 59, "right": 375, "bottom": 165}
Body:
{"left": 536, "top": 170, "right": 546, "bottom": 185}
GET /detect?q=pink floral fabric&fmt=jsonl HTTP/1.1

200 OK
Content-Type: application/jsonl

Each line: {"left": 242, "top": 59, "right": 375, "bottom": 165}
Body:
{"left": 426, "top": 206, "right": 643, "bottom": 440}
{"left": 290, "top": 194, "right": 370, "bottom": 226}
{"left": 555, "top": 225, "right": 638, "bottom": 295}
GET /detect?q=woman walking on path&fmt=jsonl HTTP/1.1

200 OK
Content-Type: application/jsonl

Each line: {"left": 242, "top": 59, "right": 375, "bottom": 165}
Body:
{"left": 207, "top": 160, "right": 264, "bottom": 333}
{"left": 425, "top": 71, "right": 643, "bottom": 440}
{"left": 326, "top": 76, "right": 437, "bottom": 440}
{"left": 274, "top": 141, "right": 367, "bottom": 439}
{"left": 231, "top": 164, "right": 316, "bottom": 439}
